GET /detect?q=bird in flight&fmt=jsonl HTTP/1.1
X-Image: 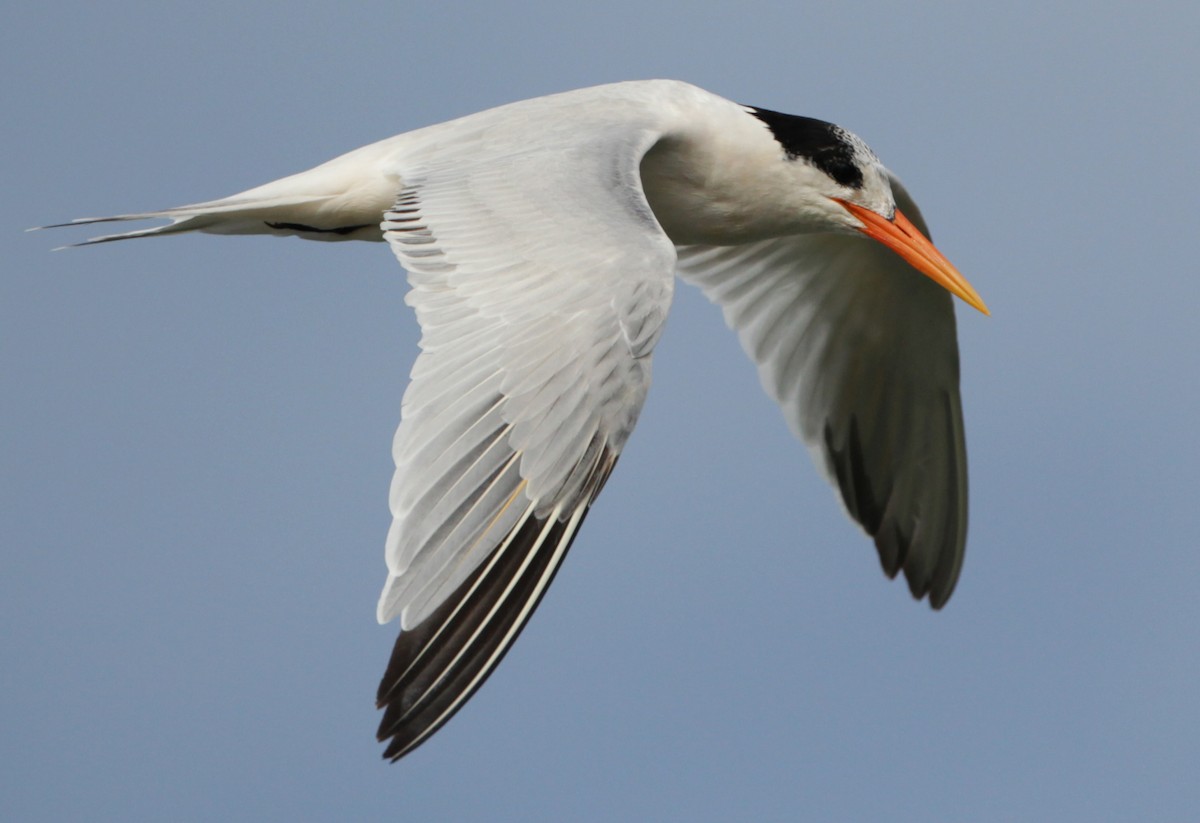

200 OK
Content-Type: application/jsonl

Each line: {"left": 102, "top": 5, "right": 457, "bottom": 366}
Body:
{"left": 41, "top": 80, "right": 988, "bottom": 761}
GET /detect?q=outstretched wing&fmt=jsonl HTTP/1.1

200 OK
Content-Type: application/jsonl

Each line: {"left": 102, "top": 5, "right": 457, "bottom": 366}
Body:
{"left": 375, "top": 118, "right": 675, "bottom": 760}
{"left": 676, "top": 173, "right": 968, "bottom": 607}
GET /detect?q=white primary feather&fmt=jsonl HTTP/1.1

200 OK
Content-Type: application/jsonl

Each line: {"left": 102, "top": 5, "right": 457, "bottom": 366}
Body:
{"left": 374, "top": 101, "right": 678, "bottom": 630}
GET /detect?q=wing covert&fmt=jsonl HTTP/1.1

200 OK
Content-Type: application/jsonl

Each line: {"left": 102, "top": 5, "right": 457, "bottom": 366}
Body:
{"left": 374, "top": 117, "right": 675, "bottom": 758}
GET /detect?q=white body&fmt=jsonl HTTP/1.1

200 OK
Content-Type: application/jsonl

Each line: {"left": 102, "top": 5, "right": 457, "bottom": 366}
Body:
{"left": 51, "top": 80, "right": 970, "bottom": 760}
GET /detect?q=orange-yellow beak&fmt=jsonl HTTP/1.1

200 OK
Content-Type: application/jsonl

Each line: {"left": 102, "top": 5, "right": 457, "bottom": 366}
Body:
{"left": 835, "top": 199, "right": 990, "bottom": 315}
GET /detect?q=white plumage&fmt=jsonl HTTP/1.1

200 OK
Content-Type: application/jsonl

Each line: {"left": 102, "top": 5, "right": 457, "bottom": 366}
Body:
{"left": 41, "top": 79, "right": 987, "bottom": 761}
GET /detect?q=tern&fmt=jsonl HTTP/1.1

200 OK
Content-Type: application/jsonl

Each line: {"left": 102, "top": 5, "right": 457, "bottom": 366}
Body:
{"left": 42, "top": 79, "right": 988, "bottom": 760}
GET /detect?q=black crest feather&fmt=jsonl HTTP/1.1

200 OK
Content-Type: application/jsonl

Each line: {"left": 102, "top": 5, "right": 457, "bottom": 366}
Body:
{"left": 747, "top": 107, "right": 864, "bottom": 189}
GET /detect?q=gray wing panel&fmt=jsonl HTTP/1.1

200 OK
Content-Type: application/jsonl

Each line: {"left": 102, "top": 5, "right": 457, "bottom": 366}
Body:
{"left": 677, "top": 172, "right": 967, "bottom": 606}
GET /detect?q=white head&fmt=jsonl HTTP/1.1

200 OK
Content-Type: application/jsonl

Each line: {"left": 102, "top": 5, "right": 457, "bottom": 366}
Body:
{"left": 746, "top": 106, "right": 894, "bottom": 227}
{"left": 748, "top": 106, "right": 988, "bottom": 314}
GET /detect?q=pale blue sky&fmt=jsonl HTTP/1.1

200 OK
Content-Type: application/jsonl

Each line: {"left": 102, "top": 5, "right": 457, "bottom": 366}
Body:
{"left": 4, "top": 2, "right": 1198, "bottom": 821}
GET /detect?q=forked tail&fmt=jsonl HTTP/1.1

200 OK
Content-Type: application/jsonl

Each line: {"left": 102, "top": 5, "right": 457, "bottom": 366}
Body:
{"left": 31, "top": 192, "right": 361, "bottom": 248}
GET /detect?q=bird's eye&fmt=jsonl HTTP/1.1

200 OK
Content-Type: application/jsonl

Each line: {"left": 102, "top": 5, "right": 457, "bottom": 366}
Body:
{"left": 816, "top": 151, "right": 863, "bottom": 189}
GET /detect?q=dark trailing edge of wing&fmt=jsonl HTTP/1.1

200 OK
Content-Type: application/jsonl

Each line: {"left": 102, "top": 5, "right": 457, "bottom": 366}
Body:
{"left": 376, "top": 450, "right": 618, "bottom": 761}
{"left": 264, "top": 220, "right": 373, "bottom": 235}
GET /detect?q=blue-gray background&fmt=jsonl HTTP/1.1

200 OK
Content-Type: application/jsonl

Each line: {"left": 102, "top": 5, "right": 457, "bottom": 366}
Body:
{"left": 4, "top": 3, "right": 1197, "bottom": 821}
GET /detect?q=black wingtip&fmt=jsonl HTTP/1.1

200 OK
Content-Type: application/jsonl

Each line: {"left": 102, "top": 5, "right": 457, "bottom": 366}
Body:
{"left": 826, "top": 413, "right": 965, "bottom": 612}
{"left": 824, "top": 416, "right": 886, "bottom": 535}
{"left": 375, "top": 510, "right": 585, "bottom": 761}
